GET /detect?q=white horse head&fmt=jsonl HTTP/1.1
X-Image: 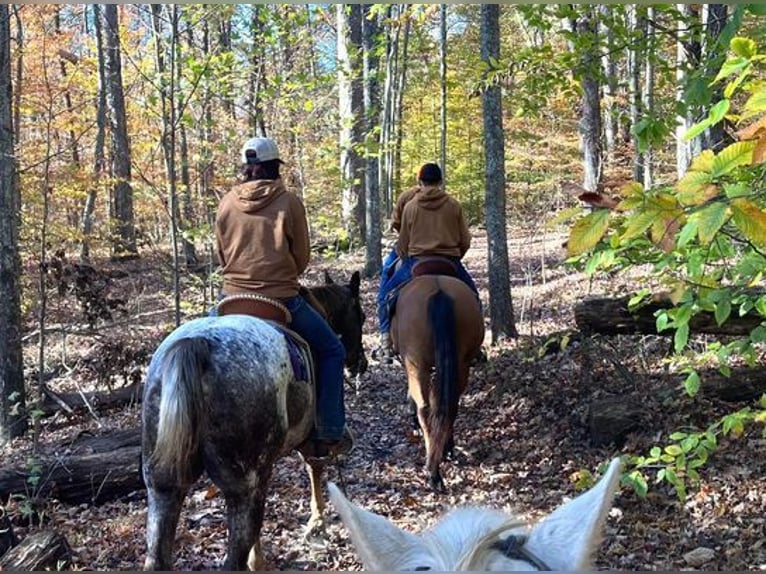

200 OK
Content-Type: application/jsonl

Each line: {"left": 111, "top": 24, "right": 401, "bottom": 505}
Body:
{"left": 328, "top": 457, "right": 622, "bottom": 571}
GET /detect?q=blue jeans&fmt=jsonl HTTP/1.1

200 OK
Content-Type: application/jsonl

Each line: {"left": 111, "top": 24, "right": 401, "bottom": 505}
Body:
{"left": 283, "top": 295, "right": 347, "bottom": 441}
{"left": 377, "top": 256, "right": 480, "bottom": 335}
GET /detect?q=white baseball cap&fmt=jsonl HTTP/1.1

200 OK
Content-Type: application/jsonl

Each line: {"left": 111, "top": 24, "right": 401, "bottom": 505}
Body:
{"left": 240, "top": 137, "right": 282, "bottom": 164}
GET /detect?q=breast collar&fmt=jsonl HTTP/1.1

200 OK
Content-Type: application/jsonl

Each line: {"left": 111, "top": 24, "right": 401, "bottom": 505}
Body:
{"left": 490, "top": 534, "right": 552, "bottom": 571}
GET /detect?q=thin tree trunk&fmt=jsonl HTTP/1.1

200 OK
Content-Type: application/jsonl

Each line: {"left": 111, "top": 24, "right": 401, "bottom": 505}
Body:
{"left": 702, "top": 4, "right": 728, "bottom": 152}
{"left": 11, "top": 6, "right": 20, "bottom": 147}
{"left": 675, "top": 3, "right": 696, "bottom": 179}
{"left": 338, "top": 4, "right": 365, "bottom": 243}
{"left": 600, "top": 5, "right": 618, "bottom": 162}
{"left": 80, "top": 4, "right": 107, "bottom": 263}
{"left": 104, "top": 5, "right": 136, "bottom": 256}
{"left": 151, "top": 5, "right": 181, "bottom": 326}
{"left": 577, "top": 6, "right": 602, "bottom": 192}
{"left": 641, "top": 6, "right": 655, "bottom": 189}
{"left": 393, "top": 7, "right": 411, "bottom": 196}
{"left": 363, "top": 5, "right": 381, "bottom": 278}
{"left": 440, "top": 4, "right": 447, "bottom": 180}
{"left": 629, "top": 5, "right": 644, "bottom": 183}
{"left": 0, "top": 4, "right": 27, "bottom": 442}
{"left": 379, "top": 5, "right": 398, "bottom": 215}
{"left": 481, "top": 4, "right": 517, "bottom": 342}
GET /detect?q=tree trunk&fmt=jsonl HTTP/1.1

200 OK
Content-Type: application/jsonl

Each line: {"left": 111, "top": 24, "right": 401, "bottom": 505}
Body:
{"left": 40, "top": 383, "right": 142, "bottom": 417}
{"left": 177, "top": 6, "right": 197, "bottom": 269}
{"left": 577, "top": 6, "right": 602, "bottom": 192}
{"left": 151, "top": 5, "right": 181, "bottom": 327}
{"left": 575, "top": 296, "right": 765, "bottom": 337}
{"left": 338, "top": 4, "right": 365, "bottom": 243}
{"left": 701, "top": 4, "right": 728, "bottom": 152}
{"left": 628, "top": 5, "right": 643, "bottom": 181}
{"left": 0, "top": 5, "right": 27, "bottom": 443}
{"left": 104, "top": 5, "right": 136, "bottom": 256}
{"left": 0, "top": 430, "right": 143, "bottom": 505}
{"left": 481, "top": 4, "right": 517, "bottom": 343}
{"left": 440, "top": 4, "right": 447, "bottom": 179}
{"left": 600, "top": 5, "right": 618, "bottom": 163}
{"left": 393, "top": 8, "right": 411, "bottom": 197}
{"left": 362, "top": 5, "right": 382, "bottom": 278}
{"left": 80, "top": 4, "right": 107, "bottom": 264}
{"left": 675, "top": 3, "right": 697, "bottom": 179}
{"left": 641, "top": 6, "right": 655, "bottom": 189}
{"left": 0, "top": 531, "right": 71, "bottom": 571}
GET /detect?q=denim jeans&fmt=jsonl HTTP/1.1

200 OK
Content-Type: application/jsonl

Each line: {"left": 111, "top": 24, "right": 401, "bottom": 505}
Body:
{"left": 377, "top": 255, "right": 481, "bottom": 335}
{"left": 283, "top": 295, "right": 347, "bottom": 441}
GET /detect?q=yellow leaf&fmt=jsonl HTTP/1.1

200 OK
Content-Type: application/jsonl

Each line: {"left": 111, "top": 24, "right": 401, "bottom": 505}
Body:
{"left": 567, "top": 209, "right": 611, "bottom": 256}
{"left": 731, "top": 198, "right": 766, "bottom": 247}
{"left": 752, "top": 136, "right": 766, "bottom": 165}
{"left": 677, "top": 170, "right": 712, "bottom": 196}
{"left": 711, "top": 141, "right": 757, "bottom": 177}
{"left": 689, "top": 150, "right": 716, "bottom": 173}
{"left": 668, "top": 282, "right": 687, "bottom": 305}
{"left": 621, "top": 209, "right": 659, "bottom": 242}
{"left": 651, "top": 215, "right": 683, "bottom": 252}
{"left": 618, "top": 181, "right": 644, "bottom": 198}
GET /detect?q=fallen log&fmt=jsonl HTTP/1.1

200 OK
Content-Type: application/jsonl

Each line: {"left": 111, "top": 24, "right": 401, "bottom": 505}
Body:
{"left": 575, "top": 296, "right": 764, "bottom": 337}
{"left": 0, "top": 430, "right": 143, "bottom": 506}
{"left": 41, "top": 383, "right": 143, "bottom": 416}
{"left": 700, "top": 367, "right": 766, "bottom": 403}
{"left": 0, "top": 531, "right": 71, "bottom": 571}
{"left": 588, "top": 394, "right": 642, "bottom": 447}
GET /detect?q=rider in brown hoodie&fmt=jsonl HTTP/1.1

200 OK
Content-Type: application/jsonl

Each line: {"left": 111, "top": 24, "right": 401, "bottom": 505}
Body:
{"left": 215, "top": 137, "right": 353, "bottom": 458}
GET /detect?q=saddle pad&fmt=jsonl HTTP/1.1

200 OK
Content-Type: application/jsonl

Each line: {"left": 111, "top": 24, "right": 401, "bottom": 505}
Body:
{"left": 412, "top": 257, "right": 458, "bottom": 277}
{"left": 217, "top": 294, "right": 291, "bottom": 325}
{"left": 272, "top": 324, "right": 313, "bottom": 387}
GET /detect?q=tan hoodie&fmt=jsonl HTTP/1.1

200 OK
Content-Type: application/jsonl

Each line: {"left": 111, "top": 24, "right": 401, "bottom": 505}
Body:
{"left": 397, "top": 184, "right": 470, "bottom": 259}
{"left": 215, "top": 179, "right": 310, "bottom": 298}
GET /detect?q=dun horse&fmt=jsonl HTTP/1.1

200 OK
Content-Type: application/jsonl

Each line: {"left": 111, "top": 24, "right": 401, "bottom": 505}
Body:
{"left": 141, "top": 272, "right": 366, "bottom": 571}
{"left": 390, "top": 272, "right": 484, "bottom": 491}
{"left": 329, "top": 457, "right": 623, "bottom": 571}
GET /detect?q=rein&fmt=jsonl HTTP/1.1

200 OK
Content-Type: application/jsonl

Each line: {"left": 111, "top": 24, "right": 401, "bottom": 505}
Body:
{"left": 490, "top": 534, "right": 552, "bottom": 571}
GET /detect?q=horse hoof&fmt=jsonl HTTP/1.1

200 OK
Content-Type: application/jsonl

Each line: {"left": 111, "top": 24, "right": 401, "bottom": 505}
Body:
{"left": 428, "top": 474, "right": 446, "bottom": 493}
{"left": 304, "top": 516, "right": 326, "bottom": 539}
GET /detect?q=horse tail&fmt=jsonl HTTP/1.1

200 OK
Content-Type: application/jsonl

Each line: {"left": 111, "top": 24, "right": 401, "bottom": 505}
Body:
{"left": 150, "top": 337, "right": 210, "bottom": 478}
{"left": 428, "top": 288, "right": 457, "bottom": 456}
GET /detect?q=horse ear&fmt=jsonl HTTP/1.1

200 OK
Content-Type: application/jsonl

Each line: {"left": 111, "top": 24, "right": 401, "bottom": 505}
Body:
{"left": 524, "top": 458, "right": 622, "bottom": 571}
{"left": 324, "top": 270, "right": 334, "bottom": 284}
{"left": 328, "top": 483, "right": 429, "bottom": 571}
{"left": 349, "top": 270, "right": 361, "bottom": 297}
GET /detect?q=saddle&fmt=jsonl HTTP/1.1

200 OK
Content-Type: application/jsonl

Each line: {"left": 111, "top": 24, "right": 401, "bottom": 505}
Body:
{"left": 216, "top": 293, "right": 314, "bottom": 392}
{"left": 216, "top": 293, "right": 292, "bottom": 325}
{"left": 411, "top": 256, "right": 458, "bottom": 278}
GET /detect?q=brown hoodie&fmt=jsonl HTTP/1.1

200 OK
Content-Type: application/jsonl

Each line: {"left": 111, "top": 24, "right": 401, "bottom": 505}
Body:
{"left": 215, "top": 179, "right": 310, "bottom": 298}
{"left": 397, "top": 184, "right": 470, "bottom": 259}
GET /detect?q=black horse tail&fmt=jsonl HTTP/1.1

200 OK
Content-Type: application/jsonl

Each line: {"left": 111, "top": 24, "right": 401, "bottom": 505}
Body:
{"left": 428, "top": 289, "right": 457, "bottom": 457}
{"left": 150, "top": 337, "right": 210, "bottom": 478}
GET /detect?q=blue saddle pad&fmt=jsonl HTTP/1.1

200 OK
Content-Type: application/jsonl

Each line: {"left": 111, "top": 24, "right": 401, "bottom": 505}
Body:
{"left": 274, "top": 325, "right": 311, "bottom": 383}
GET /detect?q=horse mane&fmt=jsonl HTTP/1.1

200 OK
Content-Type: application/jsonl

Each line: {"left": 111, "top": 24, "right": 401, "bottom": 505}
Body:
{"left": 306, "top": 283, "right": 351, "bottom": 324}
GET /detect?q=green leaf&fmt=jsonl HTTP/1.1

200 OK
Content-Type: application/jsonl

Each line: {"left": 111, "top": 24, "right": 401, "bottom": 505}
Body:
{"left": 675, "top": 323, "right": 690, "bottom": 353}
{"left": 677, "top": 171, "right": 713, "bottom": 206}
{"left": 567, "top": 209, "right": 611, "bottom": 255}
{"left": 677, "top": 220, "right": 699, "bottom": 248}
{"left": 693, "top": 201, "right": 729, "bottom": 244}
{"left": 713, "top": 56, "right": 749, "bottom": 84}
{"left": 650, "top": 446, "right": 662, "bottom": 459}
{"left": 656, "top": 311, "right": 670, "bottom": 333}
{"left": 715, "top": 297, "right": 732, "bottom": 326}
{"left": 724, "top": 183, "right": 751, "bottom": 199}
{"left": 665, "top": 444, "right": 683, "bottom": 456}
{"left": 747, "top": 4, "right": 766, "bottom": 16}
{"left": 711, "top": 141, "right": 756, "bottom": 177}
{"left": 684, "top": 371, "right": 701, "bottom": 397}
{"left": 731, "top": 38, "right": 756, "bottom": 58}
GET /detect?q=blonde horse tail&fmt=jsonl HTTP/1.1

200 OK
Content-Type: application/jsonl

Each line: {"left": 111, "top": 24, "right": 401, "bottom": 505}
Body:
{"left": 428, "top": 289, "right": 457, "bottom": 465}
{"left": 150, "top": 337, "right": 210, "bottom": 479}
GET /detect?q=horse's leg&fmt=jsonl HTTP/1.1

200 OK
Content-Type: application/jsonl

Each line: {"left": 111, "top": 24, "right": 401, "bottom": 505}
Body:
{"left": 304, "top": 460, "right": 326, "bottom": 536}
{"left": 223, "top": 468, "right": 272, "bottom": 571}
{"left": 143, "top": 481, "right": 188, "bottom": 571}
{"left": 405, "top": 359, "right": 439, "bottom": 488}
{"left": 408, "top": 396, "right": 421, "bottom": 434}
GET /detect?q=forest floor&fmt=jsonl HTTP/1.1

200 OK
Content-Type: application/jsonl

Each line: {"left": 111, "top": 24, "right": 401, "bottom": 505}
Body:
{"left": 2, "top": 225, "right": 765, "bottom": 571}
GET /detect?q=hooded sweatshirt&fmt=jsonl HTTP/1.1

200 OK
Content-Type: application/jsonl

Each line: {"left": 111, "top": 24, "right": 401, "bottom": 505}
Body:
{"left": 215, "top": 178, "right": 310, "bottom": 298}
{"left": 397, "top": 184, "right": 470, "bottom": 259}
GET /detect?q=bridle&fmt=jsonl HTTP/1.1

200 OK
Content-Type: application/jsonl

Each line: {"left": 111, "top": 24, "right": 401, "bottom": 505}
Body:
{"left": 490, "top": 534, "right": 552, "bottom": 571}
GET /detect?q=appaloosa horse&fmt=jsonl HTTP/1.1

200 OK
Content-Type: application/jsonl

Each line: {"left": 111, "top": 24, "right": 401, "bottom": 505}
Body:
{"left": 141, "top": 272, "right": 366, "bottom": 571}
{"left": 391, "top": 273, "right": 484, "bottom": 492}
{"left": 330, "top": 457, "right": 623, "bottom": 571}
